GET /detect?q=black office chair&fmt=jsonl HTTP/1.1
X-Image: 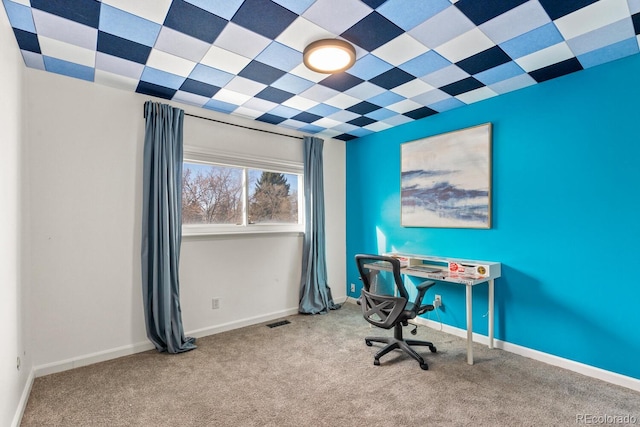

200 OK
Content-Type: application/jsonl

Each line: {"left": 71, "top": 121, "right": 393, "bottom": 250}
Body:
{"left": 355, "top": 254, "right": 437, "bottom": 370}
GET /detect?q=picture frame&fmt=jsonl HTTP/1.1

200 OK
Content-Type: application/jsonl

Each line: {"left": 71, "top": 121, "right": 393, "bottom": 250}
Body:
{"left": 400, "top": 123, "right": 492, "bottom": 229}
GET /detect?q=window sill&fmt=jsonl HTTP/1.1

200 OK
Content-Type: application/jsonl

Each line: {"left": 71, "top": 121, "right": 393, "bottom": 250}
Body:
{"left": 182, "top": 225, "right": 304, "bottom": 239}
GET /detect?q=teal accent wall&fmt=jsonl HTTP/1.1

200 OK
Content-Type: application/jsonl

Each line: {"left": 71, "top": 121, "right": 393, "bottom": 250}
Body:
{"left": 346, "top": 53, "right": 640, "bottom": 380}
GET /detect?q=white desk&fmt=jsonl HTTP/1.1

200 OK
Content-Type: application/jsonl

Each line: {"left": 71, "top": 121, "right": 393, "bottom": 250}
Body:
{"left": 385, "top": 253, "right": 501, "bottom": 365}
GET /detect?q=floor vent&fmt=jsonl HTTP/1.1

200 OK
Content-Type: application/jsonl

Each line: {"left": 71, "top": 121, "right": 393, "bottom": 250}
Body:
{"left": 266, "top": 320, "right": 291, "bottom": 328}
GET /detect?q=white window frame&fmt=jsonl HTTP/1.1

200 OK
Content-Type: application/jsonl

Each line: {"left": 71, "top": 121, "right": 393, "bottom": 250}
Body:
{"left": 182, "top": 145, "right": 304, "bottom": 237}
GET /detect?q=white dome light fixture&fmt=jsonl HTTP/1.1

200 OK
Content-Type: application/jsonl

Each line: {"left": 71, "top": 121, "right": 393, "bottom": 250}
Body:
{"left": 303, "top": 39, "right": 356, "bottom": 74}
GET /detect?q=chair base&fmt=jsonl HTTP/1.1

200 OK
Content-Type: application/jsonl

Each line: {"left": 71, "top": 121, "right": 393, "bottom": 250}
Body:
{"left": 365, "top": 335, "right": 437, "bottom": 370}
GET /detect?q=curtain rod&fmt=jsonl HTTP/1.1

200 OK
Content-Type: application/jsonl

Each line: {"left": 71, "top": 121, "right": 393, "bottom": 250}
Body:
{"left": 184, "top": 112, "right": 304, "bottom": 140}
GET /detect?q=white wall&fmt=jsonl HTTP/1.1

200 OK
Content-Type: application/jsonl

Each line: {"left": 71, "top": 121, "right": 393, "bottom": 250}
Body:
{"left": 24, "top": 67, "right": 346, "bottom": 373}
{"left": 0, "top": 6, "right": 31, "bottom": 427}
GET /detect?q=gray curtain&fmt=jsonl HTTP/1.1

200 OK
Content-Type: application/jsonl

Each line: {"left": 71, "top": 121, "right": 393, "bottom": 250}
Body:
{"left": 141, "top": 101, "right": 196, "bottom": 353}
{"left": 299, "top": 136, "right": 341, "bottom": 314}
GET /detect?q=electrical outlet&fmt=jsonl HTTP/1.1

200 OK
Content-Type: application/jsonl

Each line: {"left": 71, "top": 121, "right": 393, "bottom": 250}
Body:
{"left": 212, "top": 298, "right": 220, "bottom": 309}
{"left": 434, "top": 295, "right": 442, "bottom": 309}
{"left": 350, "top": 283, "right": 356, "bottom": 293}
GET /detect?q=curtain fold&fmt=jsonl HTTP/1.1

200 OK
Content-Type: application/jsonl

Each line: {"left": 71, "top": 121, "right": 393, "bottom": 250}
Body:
{"left": 299, "top": 136, "right": 341, "bottom": 314}
{"left": 141, "top": 101, "right": 196, "bottom": 353}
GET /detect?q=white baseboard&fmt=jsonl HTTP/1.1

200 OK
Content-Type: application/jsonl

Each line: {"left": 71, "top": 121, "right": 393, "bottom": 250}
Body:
{"left": 411, "top": 316, "right": 640, "bottom": 393}
{"left": 11, "top": 369, "right": 35, "bottom": 427}
{"left": 34, "top": 340, "right": 156, "bottom": 377}
{"left": 187, "top": 306, "right": 300, "bottom": 338}
{"left": 33, "top": 306, "right": 303, "bottom": 378}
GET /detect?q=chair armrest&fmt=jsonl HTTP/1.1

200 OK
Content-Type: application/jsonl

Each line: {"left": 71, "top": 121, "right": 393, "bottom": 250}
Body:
{"left": 414, "top": 280, "right": 436, "bottom": 311}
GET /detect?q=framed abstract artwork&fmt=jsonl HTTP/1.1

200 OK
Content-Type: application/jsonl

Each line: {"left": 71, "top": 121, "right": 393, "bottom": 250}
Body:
{"left": 401, "top": 123, "right": 492, "bottom": 229}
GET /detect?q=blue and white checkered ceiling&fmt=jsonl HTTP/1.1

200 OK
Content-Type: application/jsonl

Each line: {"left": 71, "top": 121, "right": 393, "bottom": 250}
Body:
{"left": 4, "top": 0, "right": 640, "bottom": 141}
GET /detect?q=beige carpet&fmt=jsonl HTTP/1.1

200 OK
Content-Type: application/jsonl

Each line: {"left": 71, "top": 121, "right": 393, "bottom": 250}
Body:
{"left": 22, "top": 303, "right": 640, "bottom": 426}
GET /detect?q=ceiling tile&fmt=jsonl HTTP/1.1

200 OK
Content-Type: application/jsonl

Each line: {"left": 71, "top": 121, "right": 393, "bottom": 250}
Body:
{"left": 377, "top": 0, "right": 450, "bottom": 31}
{"left": 369, "top": 67, "right": 414, "bottom": 89}
{"left": 238, "top": 60, "right": 286, "bottom": 85}
{"left": 255, "top": 86, "right": 295, "bottom": 103}
{"left": 371, "top": 33, "right": 429, "bottom": 66}
{"left": 99, "top": 4, "right": 160, "bottom": 47}
{"left": 31, "top": 0, "right": 100, "bottom": 28}
{"left": 225, "top": 76, "right": 267, "bottom": 96}
{"left": 146, "top": 48, "right": 196, "bottom": 77}
{"left": 188, "top": 64, "right": 234, "bottom": 87}
{"left": 319, "top": 72, "right": 364, "bottom": 92}
{"left": 231, "top": 0, "right": 297, "bottom": 39}
{"left": 94, "top": 68, "right": 140, "bottom": 92}
{"left": 32, "top": 9, "right": 97, "bottom": 50}
{"left": 302, "top": 0, "right": 372, "bottom": 35}
{"left": 440, "top": 76, "right": 484, "bottom": 96}
{"left": 163, "top": 0, "right": 228, "bottom": 43}
{"left": 101, "top": 0, "right": 172, "bottom": 23}
{"left": 577, "top": 37, "right": 639, "bottom": 68}
{"left": 273, "top": 0, "right": 316, "bottom": 15}
{"left": 434, "top": 27, "right": 495, "bottom": 63}
{"left": 553, "top": 0, "right": 631, "bottom": 40}
{"left": 398, "top": 50, "right": 451, "bottom": 77}
{"left": 214, "top": 22, "right": 271, "bottom": 58}
{"left": 14, "top": 28, "right": 41, "bottom": 54}
{"left": 179, "top": 78, "right": 220, "bottom": 98}
{"left": 200, "top": 45, "right": 252, "bottom": 74}
{"left": 420, "top": 64, "right": 469, "bottom": 88}
{"left": 254, "top": 42, "right": 302, "bottom": 71}
{"left": 154, "top": 27, "right": 211, "bottom": 62}
{"left": 499, "top": 22, "right": 564, "bottom": 59}
{"left": 95, "top": 52, "right": 144, "bottom": 80}
{"left": 528, "top": 57, "right": 583, "bottom": 82}
{"left": 455, "top": 0, "right": 528, "bottom": 26}
{"left": 347, "top": 54, "right": 394, "bottom": 80}
{"left": 341, "top": 11, "right": 404, "bottom": 51}
{"left": 38, "top": 35, "right": 95, "bottom": 67}
{"left": 391, "top": 78, "right": 435, "bottom": 98}
{"left": 275, "top": 16, "right": 334, "bottom": 52}
{"left": 515, "top": 42, "right": 574, "bottom": 72}
{"left": 271, "top": 73, "right": 315, "bottom": 94}
{"left": 184, "top": 0, "right": 243, "bottom": 20}
{"left": 479, "top": 1, "right": 552, "bottom": 45}
{"left": 140, "top": 66, "right": 185, "bottom": 89}
{"left": 538, "top": 0, "right": 599, "bottom": 20}
{"left": 97, "top": 31, "right": 152, "bottom": 64}
{"left": 299, "top": 84, "right": 340, "bottom": 102}
{"left": 455, "top": 86, "right": 498, "bottom": 104}
{"left": 4, "top": 0, "right": 35, "bottom": 32}
{"left": 409, "top": 5, "right": 474, "bottom": 48}
{"left": 456, "top": 45, "right": 511, "bottom": 75}
{"left": 43, "top": 56, "right": 94, "bottom": 81}
{"left": 567, "top": 18, "right": 635, "bottom": 56}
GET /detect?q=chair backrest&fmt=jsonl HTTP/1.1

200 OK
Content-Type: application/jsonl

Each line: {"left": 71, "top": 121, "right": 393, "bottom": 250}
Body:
{"left": 355, "top": 254, "right": 410, "bottom": 329}
{"left": 355, "top": 254, "right": 409, "bottom": 300}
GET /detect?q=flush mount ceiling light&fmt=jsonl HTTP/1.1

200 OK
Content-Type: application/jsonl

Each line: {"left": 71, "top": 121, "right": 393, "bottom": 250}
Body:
{"left": 303, "top": 39, "right": 356, "bottom": 74}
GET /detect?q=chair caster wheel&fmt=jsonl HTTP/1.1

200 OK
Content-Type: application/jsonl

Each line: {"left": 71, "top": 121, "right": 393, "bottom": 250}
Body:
{"left": 429, "top": 345, "right": 437, "bottom": 353}
{"left": 420, "top": 363, "right": 429, "bottom": 370}
{"left": 374, "top": 359, "right": 380, "bottom": 366}
{"left": 410, "top": 328, "right": 417, "bottom": 335}
{"left": 365, "top": 340, "right": 372, "bottom": 347}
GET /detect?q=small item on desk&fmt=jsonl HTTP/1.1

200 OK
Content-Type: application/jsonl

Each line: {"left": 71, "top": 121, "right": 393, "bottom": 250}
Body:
{"left": 407, "top": 265, "right": 441, "bottom": 273}
{"left": 387, "top": 254, "right": 409, "bottom": 268}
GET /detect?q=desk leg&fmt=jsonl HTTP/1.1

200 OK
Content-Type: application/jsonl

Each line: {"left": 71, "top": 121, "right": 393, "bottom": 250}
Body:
{"left": 466, "top": 285, "right": 473, "bottom": 365}
{"left": 488, "top": 279, "right": 494, "bottom": 349}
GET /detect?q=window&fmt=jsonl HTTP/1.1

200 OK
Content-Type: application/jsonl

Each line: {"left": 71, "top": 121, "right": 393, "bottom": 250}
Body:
{"left": 181, "top": 149, "right": 304, "bottom": 236}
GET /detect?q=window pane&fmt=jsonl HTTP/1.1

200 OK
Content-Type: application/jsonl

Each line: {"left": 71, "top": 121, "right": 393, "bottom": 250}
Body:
{"left": 182, "top": 162, "right": 243, "bottom": 225}
{"left": 248, "top": 170, "right": 299, "bottom": 224}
